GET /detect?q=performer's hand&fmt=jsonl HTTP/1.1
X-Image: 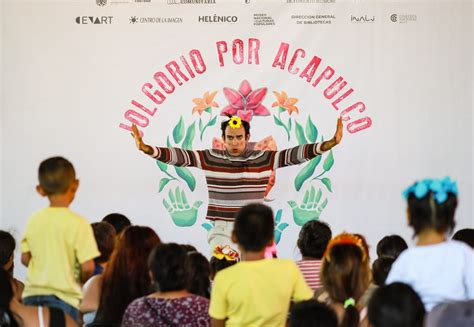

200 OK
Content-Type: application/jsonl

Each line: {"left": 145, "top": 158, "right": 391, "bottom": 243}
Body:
{"left": 131, "top": 124, "right": 153, "bottom": 155}
{"left": 333, "top": 116, "right": 343, "bottom": 144}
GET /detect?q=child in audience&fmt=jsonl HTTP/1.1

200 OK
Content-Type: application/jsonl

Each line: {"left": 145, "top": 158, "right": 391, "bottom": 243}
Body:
{"left": 209, "top": 203, "right": 313, "bottom": 326}
{"left": 386, "top": 177, "right": 474, "bottom": 311}
{"left": 368, "top": 282, "right": 425, "bottom": 327}
{"left": 0, "top": 268, "right": 78, "bottom": 327}
{"left": 101, "top": 213, "right": 131, "bottom": 236}
{"left": 187, "top": 251, "right": 212, "bottom": 299}
{"left": 90, "top": 222, "right": 116, "bottom": 276}
{"left": 0, "top": 230, "right": 24, "bottom": 300}
{"left": 210, "top": 245, "right": 239, "bottom": 280}
{"left": 319, "top": 233, "right": 371, "bottom": 327}
{"left": 296, "top": 220, "right": 332, "bottom": 291}
{"left": 371, "top": 257, "right": 395, "bottom": 286}
{"left": 82, "top": 226, "right": 161, "bottom": 325}
{"left": 20, "top": 157, "right": 99, "bottom": 323}
{"left": 376, "top": 235, "right": 408, "bottom": 259}
{"left": 122, "top": 243, "right": 210, "bottom": 326}
{"left": 289, "top": 300, "right": 338, "bottom": 327}
{"left": 452, "top": 228, "right": 474, "bottom": 248}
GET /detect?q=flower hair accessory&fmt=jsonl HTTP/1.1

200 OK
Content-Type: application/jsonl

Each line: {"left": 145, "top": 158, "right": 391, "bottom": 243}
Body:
{"left": 323, "top": 233, "right": 368, "bottom": 263}
{"left": 228, "top": 116, "right": 242, "bottom": 129}
{"left": 402, "top": 176, "right": 458, "bottom": 204}
{"left": 213, "top": 245, "right": 239, "bottom": 261}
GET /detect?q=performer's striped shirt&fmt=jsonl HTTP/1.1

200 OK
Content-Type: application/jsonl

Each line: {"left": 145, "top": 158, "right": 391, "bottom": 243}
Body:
{"left": 150, "top": 143, "right": 325, "bottom": 222}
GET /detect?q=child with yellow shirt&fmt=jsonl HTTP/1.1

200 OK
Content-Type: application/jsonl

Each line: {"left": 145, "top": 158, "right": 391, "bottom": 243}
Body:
{"left": 209, "top": 203, "right": 313, "bottom": 326}
{"left": 20, "top": 157, "right": 100, "bottom": 323}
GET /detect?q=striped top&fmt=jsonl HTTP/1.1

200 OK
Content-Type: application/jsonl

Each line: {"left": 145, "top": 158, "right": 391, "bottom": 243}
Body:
{"left": 296, "top": 260, "right": 323, "bottom": 291}
{"left": 150, "top": 143, "right": 325, "bottom": 221}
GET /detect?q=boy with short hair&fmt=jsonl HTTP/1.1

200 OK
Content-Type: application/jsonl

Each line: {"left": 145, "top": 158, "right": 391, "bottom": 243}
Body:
{"left": 209, "top": 203, "right": 313, "bottom": 326}
{"left": 21, "top": 156, "right": 99, "bottom": 322}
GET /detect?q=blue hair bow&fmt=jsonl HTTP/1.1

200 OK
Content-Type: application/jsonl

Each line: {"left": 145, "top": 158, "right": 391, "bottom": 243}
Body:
{"left": 402, "top": 176, "right": 458, "bottom": 204}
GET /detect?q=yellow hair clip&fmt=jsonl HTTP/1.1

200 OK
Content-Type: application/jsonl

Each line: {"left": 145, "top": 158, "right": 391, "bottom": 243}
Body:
{"left": 228, "top": 116, "right": 242, "bottom": 129}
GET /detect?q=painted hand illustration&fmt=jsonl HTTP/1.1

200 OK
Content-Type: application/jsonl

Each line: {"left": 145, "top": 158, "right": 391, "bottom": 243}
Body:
{"left": 288, "top": 186, "right": 328, "bottom": 226}
{"left": 162, "top": 187, "right": 203, "bottom": 227}
{"left": 274, "top": 209, "right": 289, "bottom": 244}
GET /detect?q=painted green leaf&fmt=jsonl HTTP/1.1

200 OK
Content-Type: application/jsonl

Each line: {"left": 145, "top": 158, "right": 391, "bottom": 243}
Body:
{"left": 204, "top": 107, "right": 212, "bottom": 114}
{"left": 278, "top": 107, "right": 285, "bottom": 113}
{"left": 173, "top": 116, "right": 185, "bottom": 144}
{"left": 294, "top": 156, "right": 321, "bottom": 191}
{"left": 273, "top": 114, "right": 284, "bottom": 127}
{"left": 181, "top": 122, "right": 196, "bottom": 149}
{"left": 275, "top": 209, "right": 283, "bottom": 225}
{"left": 201, "top": 222, "right": 213, "bottom": 231}
{"left": 305, "top": 116, "right": 318, "bottom": 143}
{"left": 158, "top": 178, "right": 171, "bottom": 193}
{"left": 277, "top": 222, "right": 289, "bottom": 232}
{"left": 288, "top": 117, "right": 293, "bottom": 132}
{"left": 321, "top": 177, "right": 333, "bottom": 192}
{"left": 174, "top": 166, "right": 196, "bottom": 191}
{"left": 166, "top": 136, "right": 172, "bottom": 148}
{"left": 208, "top": 115, "right": 217, "bottom": 127}
{"left": 198, "top": 117, "right": 203, "bottom": 132}
{"left": 323, "top": 150, "right": 334, "bottom": 171}
{"left": 295, "top": 121, "right": 307, "bottom": 145}
{"left": 156, "top": 160, "right": 168, "bottom": 172}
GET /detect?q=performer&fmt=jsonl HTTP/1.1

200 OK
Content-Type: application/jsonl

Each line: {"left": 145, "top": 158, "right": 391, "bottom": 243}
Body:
{"left": 131, "top": 116, "right": 343, "bottom": 249}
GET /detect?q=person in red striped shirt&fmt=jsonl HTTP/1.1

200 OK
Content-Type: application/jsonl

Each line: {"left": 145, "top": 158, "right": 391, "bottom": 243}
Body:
{"left": 296, "top": 220, "right": 332, "bottom": 291}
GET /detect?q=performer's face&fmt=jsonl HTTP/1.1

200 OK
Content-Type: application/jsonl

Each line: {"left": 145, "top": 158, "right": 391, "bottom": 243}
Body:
{"left": 223, "top": 126, "right": 250, "bottom": 156}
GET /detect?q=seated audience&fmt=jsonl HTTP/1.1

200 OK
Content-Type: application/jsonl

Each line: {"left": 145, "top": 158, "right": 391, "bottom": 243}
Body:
{"left": 368, "top": 282, "right": 425, "bottom": 327}
{"left": 187, "top": 251, "right": 212, "bottom": 299}
{"left": 0, "top": 230, "right": 24, "bottom": 300}
{"left": 122, "top": 243, "right": 211, "bottom": 326}
{"left": 386, "top": 177, "right": 473, "bottom": 310}
{"left": 90, "top": 222, "right": 116, "bottom": 276}
{"left": 0, "top": 268, "right": 77, "bottom": 327}
{"left": 289, "top": 300, "right": 338, "bottom": 327}
{"left": 81, "top": 226, "right": 160, "bottom": 326}
{"left": 452, "top": 228, "right": 474, "bottom": 248}
{"left": 101, "top": 213, "right": 131, "bottom": 236}
{"left": 296, "top": 220, "right": 332, "bottom": 291}
{"left": 319, "top": 233, "right": 371, "bottom": 327}
{"left": 376, "top": 235, "right": 408, "bottom": 259}
{"left": 209, "top": 203, "right": 313, "bottom": 326}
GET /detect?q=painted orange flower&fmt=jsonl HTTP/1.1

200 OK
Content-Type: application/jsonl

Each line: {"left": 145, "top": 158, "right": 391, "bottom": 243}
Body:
{"left": 192, "top": 91, "right": 219, "bottom": 115}
{"left": 272, "top": 91, "right": 299, "bottom": 115}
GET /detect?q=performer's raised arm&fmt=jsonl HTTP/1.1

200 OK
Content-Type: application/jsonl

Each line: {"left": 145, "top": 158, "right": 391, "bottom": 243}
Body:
{"left": 131, "top": 124, "right": 202, "bottom": 168}
{"left": 272, "top": 117, "right": 343, "bottom": 169}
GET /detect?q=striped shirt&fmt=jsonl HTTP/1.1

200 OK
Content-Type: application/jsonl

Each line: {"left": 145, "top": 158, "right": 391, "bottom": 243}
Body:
{"left": 296, "top": 259, "right": 323, "bottom": 291}
{"left": 151, "top": 143, "right": 325, "bottom": 221}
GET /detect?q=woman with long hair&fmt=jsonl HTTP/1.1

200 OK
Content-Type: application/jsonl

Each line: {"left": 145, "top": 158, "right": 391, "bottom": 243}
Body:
{"left": 83, "top": 226, "right": 161, "bottom": 326}
{"left": 320, "top": 233, "right": 371, "bottom": 327}
{"left": 0, "top": 268, "right": 77, "bottom": 327}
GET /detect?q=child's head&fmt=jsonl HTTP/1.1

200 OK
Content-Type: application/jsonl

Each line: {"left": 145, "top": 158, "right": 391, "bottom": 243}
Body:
{"left": 289, "top": 300, "right": 338, "bottom": 327}
{"left": 376, "top": 235, "right": 408, "bottom": 259}
{"left": 0, "top": 268, "right": 18, "bottom": 326}
{"left": 321, "top": 233, "right": 371, "bottom": 327}
{"left": 102, "top": 213, "right": 131, "bottom": 236}
{"left": 452, "top": 228, "right": 474, "bottom": 248}
{"left": 368, "top": 282, "right": 425, "bottom": 327}
{"left": 37, "top": 156, "right": 77, "bottom": 197}
{"left": 403, "top": 177, "right": 458, "bottom": 236}
{"left": 232, "top": 203, "right": 274, "bottom": 252}
{"left": 0, "top": 230, "right": 16, "bottom": 274}
{"left": 371, "top": 257, "right": 395, "bottom": 286}
{"left": 298, "top": 220, "right": 332, "bottom": 259}
{"left": 210, "top": 245, "right": 239, "bottom": 278}
{"left": 187, "top": 251, "right": 211, "bottom": 298}
{"left": 148, "top": 243, "right": 189, "bottom": 292}
{"left": 91, "top": 222, "right": 116, "bottom": 266}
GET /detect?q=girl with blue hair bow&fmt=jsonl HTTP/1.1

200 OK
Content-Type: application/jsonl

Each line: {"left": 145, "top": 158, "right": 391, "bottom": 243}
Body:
{"left": 386, "top": 177, "right": 473, "bottom": 311}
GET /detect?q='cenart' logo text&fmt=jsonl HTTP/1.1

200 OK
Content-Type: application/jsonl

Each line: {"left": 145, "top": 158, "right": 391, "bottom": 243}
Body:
{"left": 76, "top": 16, "right": 113, "bottom": 24}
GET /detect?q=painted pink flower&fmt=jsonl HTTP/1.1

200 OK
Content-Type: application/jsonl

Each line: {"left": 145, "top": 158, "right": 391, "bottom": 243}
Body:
{"left": 221, "top": 80, "right": 270, "bottom": 121}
